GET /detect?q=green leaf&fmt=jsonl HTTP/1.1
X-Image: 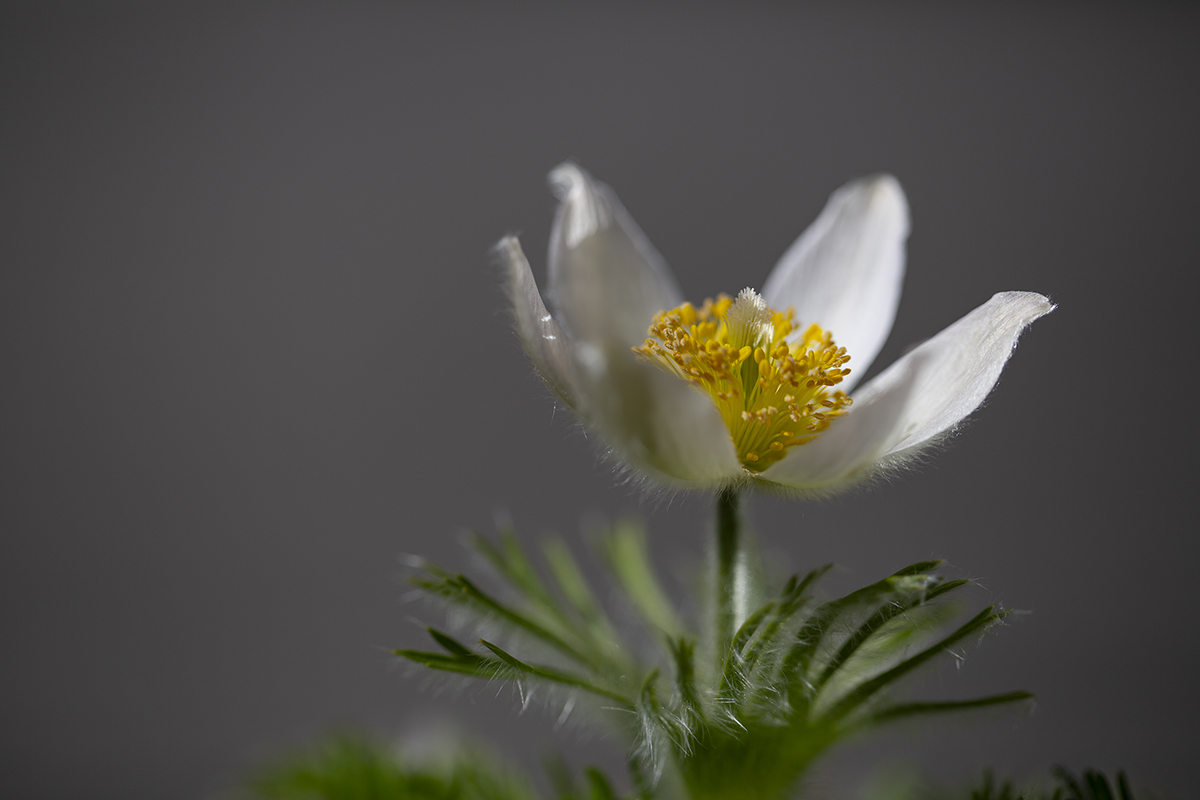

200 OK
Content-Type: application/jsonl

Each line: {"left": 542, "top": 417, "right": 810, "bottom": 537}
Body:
{"left": 426, "top": 627, "right": 476, "bottom": 659}
{"left": 1115, "top": 772, "right": 1134, "bottom": 800}
{"left": 602, "top": 520, "right": 683, "bottom": 638}
{"left": 542, "top": 537, "right": 611, "bottom": 632}
{"left": 868, "top": 690, "right": 1034, "bottom": 726}
{"left": 400, "top": 518, "right": 1036, "bottom": 800}
{"left": 477, "top": 640, "right": 631, "bottom": 704}
{"left": 430, "top": 572, "right": 591, "bottom": 667}
{"left": 667, "top": 636, "right": 704, "bottom": 724}
{"left": 249, "top": 736, "right": 442, "bottom": 799}
{"left": 469, "top": 530, "right": 586, "bottom": 639}
{"left": 475, "top": 529, "right": 559, "bottom": 612}
{"left": 586, "top": 768, "right": 618, "bottom": 800}
{"left": 740, "top": 564, "right": 831, "bottom": 676}
{"left": 781, "top": 561, "right": 943, "bottom": 686}
{"left": 638, "top": 669, "right": 662, "bottom": 714}
{"left": 392, "top": 648, "right": 502, "bottom": 680}
{"left": 821, "top": 605, "right": 1010, "bottom": 723}
{"left": 816, "top": 578, "right": 969, "bottom": 688}
{"left": 718, "top": 600, "right": 775, "bottom": 698}
{"left": 1051, "top": 768, "right": 1138, "bottom": 800}
{"left": 541, "top": 537, "right": 629, "bottom": 674}
{"left": 247, "top": 734, "right": 539, "bottom": 800}
{"left": 469, "top": 532, "right": 638, "bottom": 686}
{"left": 893, "top": 560, "right": 945, "bottom": 577}
{"left": 969, "top": 768, "right": 1023, "bottom": 800}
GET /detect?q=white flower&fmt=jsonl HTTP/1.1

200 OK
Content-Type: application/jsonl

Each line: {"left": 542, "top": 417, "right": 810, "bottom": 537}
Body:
{"left": 496, "top": 163, "right": 1053, "bottom": 493}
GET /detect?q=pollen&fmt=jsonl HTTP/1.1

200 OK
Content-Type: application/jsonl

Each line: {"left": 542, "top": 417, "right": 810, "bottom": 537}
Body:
{"left": 633, "top": 288, "right": 852, "bottom": 473}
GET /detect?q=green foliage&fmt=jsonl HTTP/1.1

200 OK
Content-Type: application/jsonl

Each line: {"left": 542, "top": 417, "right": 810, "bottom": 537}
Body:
{"left": 396, "top": 520, "right": 1032, "bottom": 800}
{"left": 244, "top": 738, "right": 1146, "bottom": 800}
{"left": 247, "top": 736, "right": 537, "bottom": 800}
{"left": 1051, "top": 767, "right": 1138, "bottom": 800}
{"left": 955, "top": 767, "right": 1141, "bottom": 800}
{"left": 245, "top": 734, "right": 639, "bottom": 800}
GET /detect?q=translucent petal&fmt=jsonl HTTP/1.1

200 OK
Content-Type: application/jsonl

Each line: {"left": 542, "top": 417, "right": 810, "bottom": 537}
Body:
{"left": 762, "top": 175, "right": 909, "bottom": 393}
{"left": 757, "top": 353, "right": 923, "bottom": 488}
{"left": 868, "top": 291, "right": 1055, "bottom": 459}
{"left": 495, "top": 236, "right": 579, "bottom": 410}
{"left": 571, "top": 343, "right": 742, "bottom": 487}
{"left": 547, "top": 162, "right": 683, "bottom": 349}
{"left": 760, "top": 291, "right": 1053, "bottom": 488}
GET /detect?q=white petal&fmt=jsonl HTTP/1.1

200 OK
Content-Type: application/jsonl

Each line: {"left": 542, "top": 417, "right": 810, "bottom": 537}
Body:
{"left": 547, "top": 163, "right": 683, "bottom": 349}
{"left": 759, "top": 291, "right": 1054, "bottom": 489}
{"left": 572, "top": 343, "right": 742, "bottom": 487}
{"left": 762, "top": 175, "right": 909, "bottom": 393}
{"left": 869, "top": 291, "right": 1055, "bottom": 458}
{"left": 757, "top": 353, "right": 923, "bottom": 488}
{"left": 494, "top": 236, "right": 580, "bottom": 410}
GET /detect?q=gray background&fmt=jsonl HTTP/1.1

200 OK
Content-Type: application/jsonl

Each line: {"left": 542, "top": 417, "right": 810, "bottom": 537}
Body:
{"left": 2, "top": 3, "right": 1197, "bottom": 799}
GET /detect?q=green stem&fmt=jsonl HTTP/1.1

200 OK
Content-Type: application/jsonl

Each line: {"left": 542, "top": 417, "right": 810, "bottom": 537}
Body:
{"left": 715, "top": 487, "right": 741, "bottom": 660}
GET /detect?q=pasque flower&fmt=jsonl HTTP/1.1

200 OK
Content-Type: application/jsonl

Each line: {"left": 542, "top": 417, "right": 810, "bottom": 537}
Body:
{"left": 497, "top": 163, "right": 1053, "bottom": 492}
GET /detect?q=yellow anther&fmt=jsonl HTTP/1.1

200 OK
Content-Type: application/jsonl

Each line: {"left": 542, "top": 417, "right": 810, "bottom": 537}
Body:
{"left": 632, "top": 289, "right": 852, "bottom": 473}
{"left": 679, "top": 302, "right": 696, "bottom": 326}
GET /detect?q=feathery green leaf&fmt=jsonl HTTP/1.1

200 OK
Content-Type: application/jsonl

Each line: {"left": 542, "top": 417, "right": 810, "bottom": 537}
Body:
{"left": 821, "top": 605, "right": 1009, "bottom": 723}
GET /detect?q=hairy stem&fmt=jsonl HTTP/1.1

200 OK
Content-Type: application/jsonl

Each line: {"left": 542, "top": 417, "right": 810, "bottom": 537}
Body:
{"left": 714, "top": 487, "right": 741, "bottom": 662}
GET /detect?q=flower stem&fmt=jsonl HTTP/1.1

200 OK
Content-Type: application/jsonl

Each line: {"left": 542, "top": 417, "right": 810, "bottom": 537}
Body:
{"left": 715, "top": 486, "right": 741, "bottom": 660}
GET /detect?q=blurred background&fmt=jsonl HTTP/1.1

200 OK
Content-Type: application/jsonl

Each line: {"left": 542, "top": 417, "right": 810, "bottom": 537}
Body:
{"left": 2, "top": 3, "right": 1197, "bottom": 798}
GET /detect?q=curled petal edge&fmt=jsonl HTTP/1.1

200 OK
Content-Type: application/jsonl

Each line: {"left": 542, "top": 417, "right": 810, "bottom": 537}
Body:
{"left": 871, "top": 291, "right": 1055, "bottom": 459}
{"left": 495, "top": 236, "right": 580, "bottom": 411}
{"left": 759, "top": 291, "right": 1054, "bottom": 490}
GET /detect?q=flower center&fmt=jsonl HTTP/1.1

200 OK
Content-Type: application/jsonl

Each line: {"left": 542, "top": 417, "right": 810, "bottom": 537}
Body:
{"left": 633, "top": 288, "right": 853, "bottom": 472}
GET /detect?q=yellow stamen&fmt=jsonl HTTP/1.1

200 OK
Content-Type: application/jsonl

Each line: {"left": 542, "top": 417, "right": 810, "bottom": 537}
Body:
{"left": 632, "top": 288, "right": 852, "bottom": 473}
